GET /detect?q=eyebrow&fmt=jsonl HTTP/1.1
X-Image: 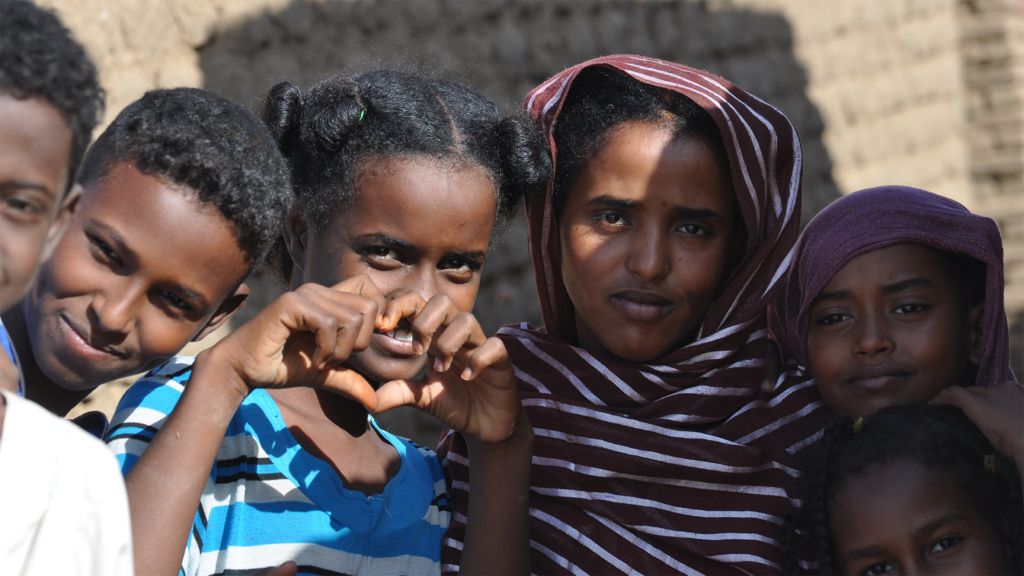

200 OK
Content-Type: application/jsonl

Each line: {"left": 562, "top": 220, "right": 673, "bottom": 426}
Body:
{"left": 354, "top": 232, "right": 415, "bottom": 251}
{"left": 840, "top": 512, "right": 971, "bottom": 566}
{"left": 913, "top": 512, "right": 970, "bottom": 539}
{"left": 3, "top": 179, "right": 56, "bottom": 197}
{"left": 586, "top": 195, "right": 722, "bottom": 219}
{"left": 811, "top": 277, "right": 937, "bottom": 306}
{"left": 87, "top": 219, "right": 210, "bottom": 310}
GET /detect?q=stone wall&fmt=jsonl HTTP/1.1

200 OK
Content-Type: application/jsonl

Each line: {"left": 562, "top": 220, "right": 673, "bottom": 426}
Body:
{"left": 37, "top": 0, "right": 1024, "bottom": 434}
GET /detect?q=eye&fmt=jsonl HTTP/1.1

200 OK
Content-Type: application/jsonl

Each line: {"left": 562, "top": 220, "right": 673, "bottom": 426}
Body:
{"left": 817, "top": 312, "right": 851, "bottom": 326}
{"left": 860, "top": 562, "right": 896, "bottom": 575}
{"left": 440, "top": 255, "right": 481, "bottom": 283}
{"left": 158, "top": 290, "right": 192, "bottom": 313}
{"left": 2, "top": 196, "right": 45, "bottom": 222}
{"left": 88, "top": 234, "right": 123, "bottom": 267}
{"left": 893, "top": 303, "right": 928, "bottom": 315}
{"left": 361, "top": 245, "right": 403, "bottom": 268}
{"left": 595, "top": 212, "right": 627, "bottom": 226}
{"left": 929, "top": 536, "right": 963, "bottom": 554}
{"left": 678, "top": 223, "right": 708, "bottom": 236}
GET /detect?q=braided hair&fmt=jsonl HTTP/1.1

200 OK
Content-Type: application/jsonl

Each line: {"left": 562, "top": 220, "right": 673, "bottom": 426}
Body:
{"left": 783, "top": 403, "right": 1023, "bottom": 575}
{"left": 260, "top": 70, "right": 552, "bottom": 282}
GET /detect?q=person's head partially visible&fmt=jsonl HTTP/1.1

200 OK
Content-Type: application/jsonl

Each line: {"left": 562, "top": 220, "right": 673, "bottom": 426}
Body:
{"left": 15, "top": 87, "right": 292, "bottom": 406}
{"left": 769, "top": 186, "right": 1015, "bottom": 419}
{"left": 0, "top": 0, "right": 104, "bottom": 314}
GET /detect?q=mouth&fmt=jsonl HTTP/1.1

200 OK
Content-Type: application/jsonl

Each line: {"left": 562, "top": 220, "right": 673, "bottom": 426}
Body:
{"left": 57, "top": 313, "right": 125, "bottom": 361}
{"left": 608, "top": 290, "right": 675, "bottom": 323}
{"left": 370, "top": 319, "right": 417, "bottom": 357}
{"left": 844, "top": 366, "right": 912, "bottom": 391}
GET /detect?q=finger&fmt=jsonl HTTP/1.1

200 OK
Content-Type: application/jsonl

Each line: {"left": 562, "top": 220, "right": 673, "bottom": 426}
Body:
{"left": 373, "top": 378, "right": 434, "bottom": 414}
{"left": 931, "top": 385, "right": 977, "bottom": 410}
{"left": 333, "top": 274, "right": 387, "bottom": 324}
{"left": 432, "top": 312, "right": 487, "bottom": 374}
{"left": 254, "top": 562, "right": 298, "bottom": 576}
{"left": 318, "top": 366, "right": 378, "bottom": 411}
{"left": 378, "top": 291, "right": 429, "bottom": 333}
{"left": 265, "top": 291, "right": 339, "bottom": 369}
{"left": 461, "top": 336, "right": 510, "bottom": 381}
{"left": 296, "top": 287, "right": 374, "bottom": 366}
{"left": 410, "top": 294, "right": 461, "bottom": 356}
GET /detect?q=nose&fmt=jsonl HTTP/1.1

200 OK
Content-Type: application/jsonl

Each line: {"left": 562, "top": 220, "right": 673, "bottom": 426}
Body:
{"left": 410, "top": 263, "right": 439, "bottom": 304}
{"left": 625, "top": 224, "right": 670, "bottom": 283}
{"left": 852, "top": 311, "right": 894, "bottom": 357}
{"left": 88, "top": 279, "right": 143, "bottom": 335}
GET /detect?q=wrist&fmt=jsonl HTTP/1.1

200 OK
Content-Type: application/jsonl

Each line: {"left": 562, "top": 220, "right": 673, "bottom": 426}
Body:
{"left": 465, "top": 407, "right": 534, "bottom": 458}
{"left": 190, "top": 346, "right": 252, "bottom": 411}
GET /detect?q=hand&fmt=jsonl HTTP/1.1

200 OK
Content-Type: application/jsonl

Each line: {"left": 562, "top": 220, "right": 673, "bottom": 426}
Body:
{"left": 373, "top": 293, "right": 527, "bottom": 446}
{"left": 932, "top": 381, "right": 1024, "bottom": 469}
{"left": 204, "top": 274, "right": 387, "bottom": 410}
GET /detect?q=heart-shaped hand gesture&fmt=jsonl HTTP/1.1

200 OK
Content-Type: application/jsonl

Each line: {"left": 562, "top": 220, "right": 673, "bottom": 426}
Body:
{"left": 374, "top": 293, "right": 527, "bottom": 446}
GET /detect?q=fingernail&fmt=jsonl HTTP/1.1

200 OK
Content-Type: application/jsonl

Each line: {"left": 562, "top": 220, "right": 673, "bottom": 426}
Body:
{"left": 461, "top": 367, "right": 472, "bottom": 380}
{"left": 414, "top": 342, "right": 424, "bottom": 355}
{"left": 434, "top": 357, "right": 444, "bottom": 372}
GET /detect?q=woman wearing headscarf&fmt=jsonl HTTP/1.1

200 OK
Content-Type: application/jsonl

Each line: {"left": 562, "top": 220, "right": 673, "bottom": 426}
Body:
{"left": 438, "top": 55, "right": 828, "bottom": 575}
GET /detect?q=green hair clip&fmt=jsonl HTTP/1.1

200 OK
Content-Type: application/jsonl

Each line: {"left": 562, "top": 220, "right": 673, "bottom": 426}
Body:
{"left": 358, "top": 107, "right": 366, "bottom": 122}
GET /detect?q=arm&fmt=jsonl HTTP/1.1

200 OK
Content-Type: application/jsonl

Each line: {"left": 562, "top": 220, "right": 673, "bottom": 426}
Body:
{"left": 122, "top": 279, "right": 383, "bottom": 576}
{"left": 375, "top": 295, "right": 533, "bottom": 575}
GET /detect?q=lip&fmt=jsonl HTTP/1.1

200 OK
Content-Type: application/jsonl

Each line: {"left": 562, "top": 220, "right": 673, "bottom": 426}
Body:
{"left": 844, "top": 365, "right": 912, "bottom": 391}
{"left": 370, "top": 322, "right": 417, "bottom": 358}
{"left": 57, "top": 313, "right": 125, "bottom": 361}
{"left": 608, "top": 290, "right": 675, "bottom": 323}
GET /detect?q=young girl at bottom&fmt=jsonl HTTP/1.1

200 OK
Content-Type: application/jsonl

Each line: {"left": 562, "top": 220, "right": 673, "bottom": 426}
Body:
{"left": 768, "top": 186, "right": 1022, "bottom": 476}
{"left": 106, "top": 71, "right": 552, "bottom": 576}
{"left": 439, "top": 55, "right": 828, "bottom": 574}
{"left": 783, "top": 403, "right": 1023, "bottom": 575}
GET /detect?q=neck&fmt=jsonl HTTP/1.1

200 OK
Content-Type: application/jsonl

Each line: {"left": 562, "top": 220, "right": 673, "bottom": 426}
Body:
{"left": 1, "top": 303, "right": 92, "bottom": 416}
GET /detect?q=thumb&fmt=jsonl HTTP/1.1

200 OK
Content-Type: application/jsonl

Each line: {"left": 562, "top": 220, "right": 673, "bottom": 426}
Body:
{"left": 319, "top": 367, "right": 379, "bottom": 411}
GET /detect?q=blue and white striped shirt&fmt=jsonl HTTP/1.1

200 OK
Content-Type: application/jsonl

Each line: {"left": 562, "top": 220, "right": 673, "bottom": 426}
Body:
{"left": 107, "top": 356, "right": 451, "bottom": 576}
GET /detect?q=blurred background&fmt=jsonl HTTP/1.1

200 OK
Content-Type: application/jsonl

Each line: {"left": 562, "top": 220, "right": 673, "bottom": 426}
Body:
{"left": 44, "top": 0, "right": 1024, "bottom": 444}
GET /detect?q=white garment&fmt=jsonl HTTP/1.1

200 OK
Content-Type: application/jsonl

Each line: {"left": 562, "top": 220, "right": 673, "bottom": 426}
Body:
{"left": 0, "top": 389, "right": 133, "bottom": 576}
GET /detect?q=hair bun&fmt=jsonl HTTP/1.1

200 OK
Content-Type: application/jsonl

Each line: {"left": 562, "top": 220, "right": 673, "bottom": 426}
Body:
{"left": 495, "top": 114, "right": 553, "bottom": 199}
{"left": 262, "top": 81, "right": 304, "bottom": 159}
{"left": 301, "top": 76, "right": 364, "bottom": 156}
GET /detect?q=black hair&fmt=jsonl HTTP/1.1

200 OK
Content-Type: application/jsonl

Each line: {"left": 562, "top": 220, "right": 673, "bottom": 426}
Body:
{"left": 260, "top": 70, "right": 552, "bottom": 282}
{"left": 551, "top": 66, "right": 729, "bottom": 217}
{"left": 783, "top": 403, "right": 1023, "bottom": 575}
{"left": 0, "top": 0, "right": 104, "bottom": 195}
{"left": 76, "top": 88, "right": 293, "bottom": 272}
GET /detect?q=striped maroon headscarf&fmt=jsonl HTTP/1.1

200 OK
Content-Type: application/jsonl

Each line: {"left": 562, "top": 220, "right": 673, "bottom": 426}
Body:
{"left": 438, "top": 55, "right": 828, "bottom": 574}
{"left": 769, "top": 185, "right": 1016, "bottom": 387}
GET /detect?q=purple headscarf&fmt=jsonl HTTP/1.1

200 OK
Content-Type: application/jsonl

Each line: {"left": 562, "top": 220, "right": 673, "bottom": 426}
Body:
{"left": 769, "top": 185, "right": 1015, "bottom": 387}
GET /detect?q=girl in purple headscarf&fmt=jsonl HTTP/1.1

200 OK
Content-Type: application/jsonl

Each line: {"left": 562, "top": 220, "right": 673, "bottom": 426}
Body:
{"left": 769, "top": 184, "right": 1021, "bottom": 470}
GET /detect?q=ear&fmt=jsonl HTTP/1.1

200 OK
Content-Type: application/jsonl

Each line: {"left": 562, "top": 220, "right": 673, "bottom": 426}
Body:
{"left": 967, "top": 300, "right": 984, "bottom": 367}
{"left": 192, "top": 283, "right": 250, "bottom": 342}
{"left": 40, "top": 184, "right": 82, "bottom": 261}
{"left": 284, "top": 203, "right": 310, "bottom": 275}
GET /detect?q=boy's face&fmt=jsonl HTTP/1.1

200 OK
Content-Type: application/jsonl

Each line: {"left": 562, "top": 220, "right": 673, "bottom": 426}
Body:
{"left": 0, "top": 95, "right": 73, "bottom": 313}
{"left": 23, "top": 162, "right": 250, "bottom": 390}
{"left": 807, "top": 243, "right": 981, "bottom": 418}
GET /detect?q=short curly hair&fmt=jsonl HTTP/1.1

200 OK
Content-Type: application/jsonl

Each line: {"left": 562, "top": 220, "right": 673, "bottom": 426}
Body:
{"left": 260, "top": 70, "right": 553, "bottom": 281}
{"left": 783, "top": 403, "right": 1023, "bottom": 575}
{"left": 0, "top": 0, "right": 104, "bottom": 195}
{"left": 77, "top": 88, "right": 293, "bottom": 272}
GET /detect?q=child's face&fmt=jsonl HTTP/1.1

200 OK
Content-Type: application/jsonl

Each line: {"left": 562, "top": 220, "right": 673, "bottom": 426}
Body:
{"left": 830, "top": 460, "right": 1007, "bottom": 575}
{"left": 0, "top": 95, "right": 73, "bottom": 313}
{"left": 807, "top": 243, "right": 980, "bottom": 418}
{"left": 23, "top": 162, "right": 250, "bottom": 390}
{"left": 558, "top": 122, "right": 737, "bottom": 361}
{"left": 289, "top": 157, "right": 496, "bottom": 384}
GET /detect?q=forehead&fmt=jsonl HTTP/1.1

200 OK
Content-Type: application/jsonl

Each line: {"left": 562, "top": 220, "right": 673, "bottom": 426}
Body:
{"left": 77, "top": 163, "right": 249, "bottom": 299}
{"left": 335, "top": 157, "right": 497, "bottom": 247}
{"left": 575, "top": 122, "right": 735, "bottom": 208}
{"left": 0, "top": 94, "right": 73, "bottom": 193}
{"left": 824, "top": 243, "right": 956, "bottom": 293}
